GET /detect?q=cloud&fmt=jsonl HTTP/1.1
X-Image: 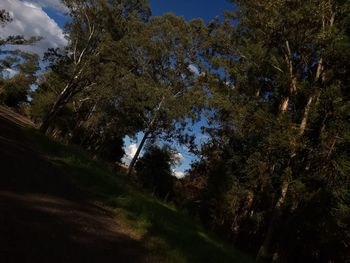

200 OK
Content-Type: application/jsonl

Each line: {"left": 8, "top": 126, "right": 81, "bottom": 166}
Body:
{"left": 123, "top": 143, "right": 138, "bottom": 164}
{"left": 188, "top": 64, "right": 200, "bottom": 76}
{"left": 3, "top": 68, "right": 19, "bottom": 78}
{"left": 28, "top": 0, "right": 69, "bottom": 13}
{"left": 172, "top": 152, "right": 184, "bottom": 166}
{"left": 174, "top": 171, "right": 185, "bottom": 179}
{"left": 128, "top": 144, "right": 138, "bottom": 159}
{"left": 1, "top": 0, "right": 67, "bottom": 56}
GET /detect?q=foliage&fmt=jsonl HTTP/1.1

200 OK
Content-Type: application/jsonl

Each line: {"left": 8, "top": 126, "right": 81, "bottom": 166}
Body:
{"left": 0, "top": 51, "right": 39, "bottom": 108}
{"left": 0, "top": 10, "right": 40, "bottom": 109}
{"left": 135, "top": 144, "right": 176, "bottom": 200}
{"left": 24, "top": 126, "right": 252, "bottom": 263}
{"left": 181, "top": 1, "right": 350, "bottom": 262}
{"left": 0, "top": 9, "right": 11, "bottom": 25}
{"left": 17, "top": 0, "right": 350, "bottom": 261}
{"left": 37, "top": 0, "right": 151, "bottom": 133}
{"left": 123, "top": 14, "right": 207, "bottom": 172}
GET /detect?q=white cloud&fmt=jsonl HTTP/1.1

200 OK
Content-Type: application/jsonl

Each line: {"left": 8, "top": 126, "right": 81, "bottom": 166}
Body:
{"left": 188, "top": 64, "right": 200, "bottom": 76}
{"left": 1, "top": 0, "right": 67, "bottom": 56}
{"left": 123, "top": 143, "right": 138, "bottom": 164}
{"left": 176, "top": 152, "right": 184, "bottom": 161}
{"left": 28, "top": 0, "right": 69, "bottom": 13}
{"left": 174, "top": 171, "right": 185, "bottom": 179}
{"left": 172, "top": 151, "right": 184, "bottom": 166}
{"left": 128, "top": 144, "right": 138, "bottom": 159}
{"left": 225, "top": 80, "right": 235, "bottom": 89}
{"left": 3, "top": 68, "right": 19, "bottom": 78}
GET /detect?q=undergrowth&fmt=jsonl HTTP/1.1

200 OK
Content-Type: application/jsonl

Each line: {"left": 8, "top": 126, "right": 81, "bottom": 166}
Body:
{"left": 27, "top": 128, "right": 252, "bottom": 263}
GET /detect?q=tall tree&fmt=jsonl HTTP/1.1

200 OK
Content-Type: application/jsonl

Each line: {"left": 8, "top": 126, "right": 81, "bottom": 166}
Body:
{"left": 39, "top": 0, "right": 151, "bottom": 133}
{"left": 185, "top": 0, "right": 350, "bottom": 262}
{"left": 126, "top": 14, "right": 206, "bottom": 174}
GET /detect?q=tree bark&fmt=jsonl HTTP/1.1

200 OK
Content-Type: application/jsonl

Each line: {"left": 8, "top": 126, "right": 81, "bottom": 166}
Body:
{"left": 256, "top": 180, "right": 289, "bottom": 262}
{"left": 127, "top": 95, "right": 166, "bottom": 175}
{"left": 40, "top": 83, "right": 75, "bottom": 134}
{"left": 127, "top": 130, "right": 150, "bottom": 176}
{"left": 257, "top": 40, "right": 297, "bottom": 262}
{"left": 257, "top": 4, "right": 335, "bottom": 262}
{"left": 232, "top": 190, "right": 255, "bottom": 234}
{"left": 299, "top": 93, "right": 317, "bottom": 135}
{"left": 40, "top": 19, "right": 95, "bottom": 134}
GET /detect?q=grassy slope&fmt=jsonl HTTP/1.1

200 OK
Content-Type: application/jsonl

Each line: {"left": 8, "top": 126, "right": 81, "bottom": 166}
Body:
{"left": 27, "top": 128, "right": 252, "bottom": 263}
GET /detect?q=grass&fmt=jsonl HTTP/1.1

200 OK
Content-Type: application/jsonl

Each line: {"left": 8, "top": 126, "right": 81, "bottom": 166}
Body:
{"left": 26, "top": 128, "right": 253, "bottom": 263}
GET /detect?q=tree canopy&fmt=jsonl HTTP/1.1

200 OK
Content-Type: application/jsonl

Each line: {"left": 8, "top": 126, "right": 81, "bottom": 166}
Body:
{"left": 3, "top": 1, "right": 349, "bottom": 262}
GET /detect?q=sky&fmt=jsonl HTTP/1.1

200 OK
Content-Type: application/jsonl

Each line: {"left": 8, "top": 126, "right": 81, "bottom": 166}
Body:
{"left": 1, "top": 0, "right": 234, "bottom": 178}
{"left": 1, "top": 0, "right": 67, "bottom": 55}
{"left": 150, "top": 0, "right": 234, "bottom": 22}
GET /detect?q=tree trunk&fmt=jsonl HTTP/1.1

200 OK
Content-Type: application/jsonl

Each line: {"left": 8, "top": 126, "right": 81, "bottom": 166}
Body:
{"left": 279, "top": 97, "right": 289, "bottom": 113}
{"left": 39, "top": 69, "right": 84, "bottom": 134}
{"left": 299, "top": 92, "right": 319, "bottom": 135}
{"left": 127, "top": 131, "right": 150, "bottom": 176}
{"left": 40, "top": 86, "right": 73, "bottom": 134}
{"left": 257, "top": 41, "right": 296, "bottom": 262}
{"left": 39, "top": 27, "right": 93, "bottom": 134}
{"left": 260, "top": 66, "right": 323, "bottom": 263}
{"left": 256, "top": 180, "right": 289, "bottom": 262}
{"left": 232, "top": 190, "right": 255, "bottom": 234}
{"left": 127, "top": 96, "right": 166, "bottom": 175}
{"left": 257, "top": 5, "right": 334, "bottom": 261}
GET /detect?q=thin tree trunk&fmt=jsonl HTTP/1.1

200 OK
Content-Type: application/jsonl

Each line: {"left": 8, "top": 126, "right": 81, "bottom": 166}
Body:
{"left": 299, "top": 93, "right": 317, "bottom": 135}
{"left": 256, "top": 180, "right": 289, "bottom": 262}
{"left": 299, "top": 55, "right": 324, "bottom": 135}
{"left": 127, "top": 131, "right": 150, "bottom": 176}
{"left": 40, "top": 85, "right": 74, "bottom": 133}
{"left": 257, "top": 40, "right": 297, "bottom": 262}
{"left": 40, "top": 68, "right": 84, "bottom": 134}
{"left": 40, "top": 19, "right": 95, "bottom": 134}
{"left": 279, "top": 40, "right": 297, "bottom": 113}
{"left": 279, "top": 97, "right": 289, "bottom": 113}
{"left": 127, "top": 95, "right": 166, "bottom": 175}
{"left": 232, "top": 190, "right": 255, "bottom": 234}
{"left": 257, "top": 4, "right": 334, "bottom": 261}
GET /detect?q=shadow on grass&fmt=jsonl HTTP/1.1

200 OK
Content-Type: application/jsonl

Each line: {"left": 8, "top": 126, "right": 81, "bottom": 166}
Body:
{"left": 27, "top": 128, "right": 252, "bottom": 263}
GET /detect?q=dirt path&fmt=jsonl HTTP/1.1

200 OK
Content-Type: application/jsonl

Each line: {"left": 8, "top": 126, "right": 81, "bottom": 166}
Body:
{"left": 0, "top": 106, "right": 148, "bottom": 263}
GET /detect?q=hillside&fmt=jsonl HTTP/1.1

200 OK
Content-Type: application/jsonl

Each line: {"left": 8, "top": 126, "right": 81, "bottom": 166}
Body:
{"left": 0, "top": 106, "right": 251, "bottom": 263}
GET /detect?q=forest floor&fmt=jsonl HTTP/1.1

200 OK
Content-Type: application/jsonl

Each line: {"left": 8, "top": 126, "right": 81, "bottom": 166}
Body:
{"left": 0, "top": 106, "right": 252, "bottom": 263}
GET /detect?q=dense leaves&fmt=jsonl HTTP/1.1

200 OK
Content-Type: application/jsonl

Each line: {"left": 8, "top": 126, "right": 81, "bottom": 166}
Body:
{"left": 7, "top": 0, "right": 350, "bottom": 262}
{"left": 135, "top": 144, "right": 176, "bottom": 200}
{"left": 179, "top": 1, "right": 350, "bottom": 262}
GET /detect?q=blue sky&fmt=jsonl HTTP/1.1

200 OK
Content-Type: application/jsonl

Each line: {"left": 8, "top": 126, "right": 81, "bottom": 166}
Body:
{"left": 45, "top": 0, "right": 235, "bottom": 28}
{"left": 150, "top": 0, "right": 234, "bottom": 22}
{"left": 2, "top": 0, "right": 234, "bottom": 178}
{"left": 42, "top": 0, "right": 235, "bottom": 28}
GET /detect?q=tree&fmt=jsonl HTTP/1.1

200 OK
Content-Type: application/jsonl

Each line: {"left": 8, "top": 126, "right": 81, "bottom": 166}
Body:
{"left": 0, "top": 9, "right": 11, "bottom": 25}
{"left": 0, "top": 10, "right": 40, "bottom": 108}
{"left": 0, "top": 9, "right": 41, "bottom": 47}
{"left": 0, "top": 52, "right": 39, "bottom": 107}
{"left": 135, "top": 144, "right": 176, "bottom": 200}
{"left": 39, "top": 0, "right": 151, "bottom": 133}
{"left": 126, "top": 14, "right": 207, "bottom": 174}
{"left": 184, "top": 0, "right": 350, "bottom": 261}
